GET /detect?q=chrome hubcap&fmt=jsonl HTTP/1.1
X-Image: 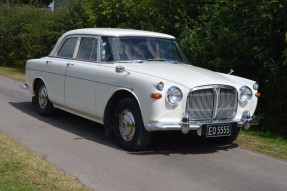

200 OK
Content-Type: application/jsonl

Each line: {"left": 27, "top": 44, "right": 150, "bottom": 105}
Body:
{"left": 38, "top": 85, "right": 48, "bottom": 109}
{"left": 118, "top": 109, "right": 135, "bottom": 141}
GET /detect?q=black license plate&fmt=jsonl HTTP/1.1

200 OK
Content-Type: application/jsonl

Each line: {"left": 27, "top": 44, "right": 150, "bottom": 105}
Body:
{"left": 206, "top": 124, "right": 232, "bottom": 137}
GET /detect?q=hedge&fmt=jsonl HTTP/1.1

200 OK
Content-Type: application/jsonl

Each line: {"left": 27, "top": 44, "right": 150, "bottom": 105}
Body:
{"left": 0, "top": 0, "right": 286, "bottom": 134}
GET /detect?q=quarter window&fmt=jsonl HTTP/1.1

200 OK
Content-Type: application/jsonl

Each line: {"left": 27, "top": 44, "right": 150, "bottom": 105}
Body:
{"left": 77, "top": 37, "right": 98, "bottom": 61}
{"left": 101, "top": 37, "right": 114, "bottom": 61}
{"left": 56, "top": 37, "right": 78, "bottom": 58}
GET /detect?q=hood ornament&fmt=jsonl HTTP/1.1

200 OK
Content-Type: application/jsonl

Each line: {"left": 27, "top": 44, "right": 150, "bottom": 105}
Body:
{"left": 228, "top": 69, "right": 234, "bottom": 75}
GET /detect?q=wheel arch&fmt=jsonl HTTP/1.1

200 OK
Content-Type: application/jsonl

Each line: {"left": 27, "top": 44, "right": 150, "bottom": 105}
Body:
{"left": 32, "top": 77, "right": 45, "bottom": 95}
{"left": 103, "top": 89, "right": 141, "bottom": 136}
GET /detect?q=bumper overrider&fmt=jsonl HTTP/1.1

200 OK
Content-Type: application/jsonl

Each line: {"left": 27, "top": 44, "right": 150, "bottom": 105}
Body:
{"left": 146, "top": 110, "right": 258, "bottom": 135}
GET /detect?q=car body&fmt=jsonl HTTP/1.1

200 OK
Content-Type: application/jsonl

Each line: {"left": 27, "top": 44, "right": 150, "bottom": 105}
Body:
{"left": 22, "top": 28, "right": 259, "bottom": 150}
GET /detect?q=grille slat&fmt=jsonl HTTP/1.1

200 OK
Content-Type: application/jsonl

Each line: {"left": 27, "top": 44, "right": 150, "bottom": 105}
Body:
{"left": 216, "top": 88, "right": 237, "bottom": 119}
{"left": 187, "top": 86, "right": 237, "bottom": 121}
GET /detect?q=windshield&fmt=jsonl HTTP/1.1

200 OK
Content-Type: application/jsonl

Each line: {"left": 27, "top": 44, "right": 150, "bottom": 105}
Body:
{"left": 100, "top": 36, "right": 187, "bottom": 63}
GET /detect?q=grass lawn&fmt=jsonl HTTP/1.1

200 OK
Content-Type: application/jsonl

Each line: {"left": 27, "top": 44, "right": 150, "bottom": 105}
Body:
{"left": 236, "top": 129, "right": 287, "bottom": 161}
{"left": 0, "top": 133, "right": 91, "bottom": 191}
{"left": 0, "top": 66, "right": 25, "bottom": 82}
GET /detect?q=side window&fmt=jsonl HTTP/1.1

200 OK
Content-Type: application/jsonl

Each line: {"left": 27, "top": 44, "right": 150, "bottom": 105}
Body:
{"left": 57, "top": 37, "right": 78, "bottom": 58}
{"left": 101, "top": 37, "right": 114, "bottom": 61}
{"left": 77, "top": 37, "right": 98, "bottom": 61}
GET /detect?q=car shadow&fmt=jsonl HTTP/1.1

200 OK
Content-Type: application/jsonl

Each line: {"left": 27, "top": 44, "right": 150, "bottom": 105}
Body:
{"left": 133, "top": 131, "right": 238, "bottom": 156}
{"left": 9, "top": 101, "right": 238, "bottom": 155}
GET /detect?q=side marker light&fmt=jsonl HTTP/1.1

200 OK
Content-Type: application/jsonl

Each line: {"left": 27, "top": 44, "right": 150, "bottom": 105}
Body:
{"left": 150, "top": 93, "right": 162, "bottom": 99}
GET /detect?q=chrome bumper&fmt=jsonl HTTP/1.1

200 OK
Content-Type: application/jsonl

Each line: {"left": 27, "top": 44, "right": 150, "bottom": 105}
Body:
{"left": 146, "top": 111, "right": 258, "bottom": 135}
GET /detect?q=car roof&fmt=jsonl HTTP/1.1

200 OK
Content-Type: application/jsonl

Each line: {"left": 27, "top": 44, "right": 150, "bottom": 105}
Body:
{"left": 64, "top": 28, "right": 175, "bottom": 39}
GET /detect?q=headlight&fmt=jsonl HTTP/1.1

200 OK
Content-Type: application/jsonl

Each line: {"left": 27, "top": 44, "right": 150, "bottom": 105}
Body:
{"left": 166, "top": 86, "right": 183, "bottom": 105}
{"left": 239, "top": 86, "right": 252, "bottom": 104}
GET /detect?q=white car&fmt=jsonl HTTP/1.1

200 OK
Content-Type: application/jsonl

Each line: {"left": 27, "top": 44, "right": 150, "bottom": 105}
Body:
{"left": 22, "top": 28, "right": 259, "bottom": 150}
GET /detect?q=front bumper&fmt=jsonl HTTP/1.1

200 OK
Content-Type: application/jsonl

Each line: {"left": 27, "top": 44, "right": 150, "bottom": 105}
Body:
{"left": 146, "top": 111, "right": 258, "bottom": 135}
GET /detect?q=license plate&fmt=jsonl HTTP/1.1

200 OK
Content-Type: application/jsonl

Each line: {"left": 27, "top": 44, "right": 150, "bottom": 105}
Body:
{"left": 206, "top": 124, "right": 231, "bottom": 137}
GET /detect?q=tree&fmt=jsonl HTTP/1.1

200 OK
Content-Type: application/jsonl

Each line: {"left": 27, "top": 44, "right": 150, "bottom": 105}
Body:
{"left": 180, "top": 0, "right": 287, "bottom": 133}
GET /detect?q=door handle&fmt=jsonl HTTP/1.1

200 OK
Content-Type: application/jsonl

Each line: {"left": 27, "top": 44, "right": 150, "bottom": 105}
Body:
{"left": 67, "top": 63, "right": 74, "bottom": 66}
{"left": 46, "top": 60, "right": 52, "bottom": 64}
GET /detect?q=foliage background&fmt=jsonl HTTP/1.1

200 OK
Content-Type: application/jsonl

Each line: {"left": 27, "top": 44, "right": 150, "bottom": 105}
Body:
{"left": 0, "top": 0, "right": 286, "bottom": 134}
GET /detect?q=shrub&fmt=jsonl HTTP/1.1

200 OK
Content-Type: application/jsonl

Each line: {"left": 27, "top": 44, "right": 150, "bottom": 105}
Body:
{"left": 180, "top": 0, "right": 287, "bottom": 133}
{"left": 0, "top": 5, "right": 59, "bottom": 68}
{"left": 1, "top": 0, "right": 286, "bottom": 134}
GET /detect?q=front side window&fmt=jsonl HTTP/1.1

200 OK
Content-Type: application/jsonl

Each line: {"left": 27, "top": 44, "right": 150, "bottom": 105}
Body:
{"left": 101, "top": 37, "right": 114, "bottom": 62}
{"left": 77, "top": 37, "right": 98, "bottom": 61}
{"left": 100, "top": 36, "right": 186, "bottom": 63}
{"left": 56, "top": 37, "right": 78, "bottom": 58}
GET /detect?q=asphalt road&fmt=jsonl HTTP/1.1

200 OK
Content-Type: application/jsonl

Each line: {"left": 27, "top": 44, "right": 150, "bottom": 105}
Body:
{"left": 1, "top": 75, "right": 287, "bottom": 191}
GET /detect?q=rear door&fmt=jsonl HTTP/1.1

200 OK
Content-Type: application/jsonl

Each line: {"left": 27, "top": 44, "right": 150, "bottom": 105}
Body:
{"left": 45, "top": 36, "right": 79, "bottom": 106}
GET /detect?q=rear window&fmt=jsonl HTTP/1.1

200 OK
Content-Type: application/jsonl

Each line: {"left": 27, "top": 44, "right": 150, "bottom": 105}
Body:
{"left": 56, "top": 37, "right": 78, "bottom": 58}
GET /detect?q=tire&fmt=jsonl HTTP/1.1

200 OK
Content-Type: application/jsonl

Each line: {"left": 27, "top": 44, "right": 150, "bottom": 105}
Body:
{"left": 113, "top": 98, "right": 151, "bottom": 151}
{"left": 35, "top": 81, "right": 54, "bottom": 116}
{"left": 209, "top": 126, "right": 241, "bottom": 145}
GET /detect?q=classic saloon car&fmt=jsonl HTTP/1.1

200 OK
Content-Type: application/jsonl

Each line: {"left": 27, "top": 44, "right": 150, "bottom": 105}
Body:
{"left": 22, "top": 28, "right": 259, "bottom": 150}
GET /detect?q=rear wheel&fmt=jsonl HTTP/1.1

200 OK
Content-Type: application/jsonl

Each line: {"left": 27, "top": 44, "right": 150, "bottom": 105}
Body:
{"left": 113, "top": 98, "right": 151, "bottom": 151}
{"left": 35, "top": 81, "right": 54, "bottom": 116}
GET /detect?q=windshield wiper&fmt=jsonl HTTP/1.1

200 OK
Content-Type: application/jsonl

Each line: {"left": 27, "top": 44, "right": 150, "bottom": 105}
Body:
{"left": 118, "top": 60, "right": 143, "bottom": 63}
{"left": 147, "top": 59, "right": 177, "bottom": 63}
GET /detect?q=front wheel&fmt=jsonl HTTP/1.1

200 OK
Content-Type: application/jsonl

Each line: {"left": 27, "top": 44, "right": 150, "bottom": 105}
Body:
{"left": 113, "top": 98, "right": 151, "bottom": 151}
{"left": 35, "top": 81, "right": 54, "bottom": 116}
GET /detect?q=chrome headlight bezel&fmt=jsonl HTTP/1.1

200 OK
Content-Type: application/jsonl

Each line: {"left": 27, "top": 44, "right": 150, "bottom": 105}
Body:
{"left": 166, "top": 86, "right": 183, "bottom": 105}
{"left": 239, "top": 86, "right": 252, "bottom": 104}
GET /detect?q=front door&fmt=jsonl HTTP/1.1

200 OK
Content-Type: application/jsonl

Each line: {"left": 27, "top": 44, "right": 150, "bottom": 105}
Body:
{"left": 64, "top": 36, "right": 99, "bottom": 117}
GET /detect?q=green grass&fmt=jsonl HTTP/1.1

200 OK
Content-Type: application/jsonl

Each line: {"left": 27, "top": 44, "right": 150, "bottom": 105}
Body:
{"left": 0, "top": 133, "right": 92, "bottom": 191}
{"left": 0, "top": 66, "right": 25, "bottom": 82}
{"left": 236, "top": 129, "right": 287, "bottom": 160}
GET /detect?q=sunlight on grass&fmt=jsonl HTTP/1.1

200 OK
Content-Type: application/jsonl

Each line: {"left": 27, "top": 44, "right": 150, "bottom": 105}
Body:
{"left": 0, "top": 66, "right": 25, "bottom": 82}
{"left": 236, "top": 129, "right": 287, "bottom": 160}
{"left": 0, "top": 133, "right": 91, "bottom": 191}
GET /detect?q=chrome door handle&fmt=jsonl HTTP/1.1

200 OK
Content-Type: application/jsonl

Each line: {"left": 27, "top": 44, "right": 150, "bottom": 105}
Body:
{"left": 67, "top": 63, "right": 74, "bottom": 66}
{"left": 46, "top": 61, "right": 52, "bottom": 64}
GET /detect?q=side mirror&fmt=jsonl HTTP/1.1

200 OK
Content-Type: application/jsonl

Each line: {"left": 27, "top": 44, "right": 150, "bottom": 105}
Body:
{"left": 115, "top": 65, "right": 125, "bottom": 73}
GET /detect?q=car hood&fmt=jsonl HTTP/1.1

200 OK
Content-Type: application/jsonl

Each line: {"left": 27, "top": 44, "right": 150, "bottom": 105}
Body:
{"left": 119, "top": 62, "right": 238, "bottom": 89}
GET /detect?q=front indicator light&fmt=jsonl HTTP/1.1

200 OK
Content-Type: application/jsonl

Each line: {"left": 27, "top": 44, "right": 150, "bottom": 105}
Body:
{"left": 255, "top": 92, "right": 261, "bottom": 97}
{"left": 150, "top": 93, "right": 162, "bottom": 99}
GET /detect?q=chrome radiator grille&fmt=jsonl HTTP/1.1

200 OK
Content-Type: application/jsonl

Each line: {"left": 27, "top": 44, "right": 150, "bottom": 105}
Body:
{"left": 186, "top": 85, "right": 238, "bottom": 121}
